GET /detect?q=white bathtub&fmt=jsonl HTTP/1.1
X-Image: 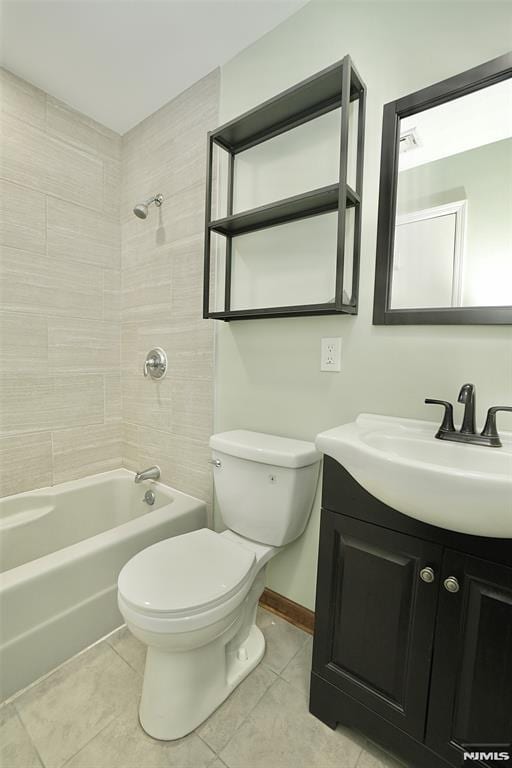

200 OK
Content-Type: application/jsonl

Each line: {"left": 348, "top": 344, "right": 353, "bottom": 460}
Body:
{"left": 0, "top": 469, "right": 207, "bottom": 701}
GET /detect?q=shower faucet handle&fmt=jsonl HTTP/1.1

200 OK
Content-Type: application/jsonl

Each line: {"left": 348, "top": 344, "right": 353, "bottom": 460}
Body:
{"left": 143, "top": 348, "right": 168, "bottom": 380}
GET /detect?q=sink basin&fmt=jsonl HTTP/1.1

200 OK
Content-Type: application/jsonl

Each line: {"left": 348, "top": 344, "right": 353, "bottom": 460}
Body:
{"left": 316, "top": 414, "right": 512, "bottom": 538}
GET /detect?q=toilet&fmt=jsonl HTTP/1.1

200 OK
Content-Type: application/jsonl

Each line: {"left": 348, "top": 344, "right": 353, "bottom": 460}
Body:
{"left": 117, "top": 430, "right": 320, "bottom": 740}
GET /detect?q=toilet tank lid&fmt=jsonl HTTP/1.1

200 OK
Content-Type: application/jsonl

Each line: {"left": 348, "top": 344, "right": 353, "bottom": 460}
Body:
{"left": 210, "top": 430, "right": 321, "bottom": 468}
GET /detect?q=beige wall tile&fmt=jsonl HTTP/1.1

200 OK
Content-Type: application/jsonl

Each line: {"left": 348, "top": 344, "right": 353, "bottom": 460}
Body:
{"left": 121, "top": 253, "right": 172, "bottom": 321}
{"left": 104, "top": 374, "right": 122, "bottom": 422}
{"left": 119, "top": 69, "right": 218, "bottom": 510}
{"left": 170, "top": 376, "right": 213, "bottom": 442}
{"left": 0, "top": 432, "right": 52, "bottom": 497}
{"left": 170, "top": 235, "right": 204, "bottom": 322}
{"left": 121, "top": 138, "right": 207, "bottom": 221}
{"left": 103, "top": 269, "right": 121, "bottom": 322}
{"left": 0, "top": 311, "right": 48, "bottom": 374}
{"left": 0, "top": 72, "right": 122, "bottom": 499}
{"left": 0, "top": 246, "right": 104, "bottom": 319}
{"left": 47, "top": 196, "right": 120, "bottom": 269}
{"left": 0, "top": 114, "right": 104, "bottom": 210}
{"left": 48, "top": 318, "right": 119, "bottom": 373}
{"left": 121, "top": 422, "right": 139, "bottom": 472}
{"left": 165, "top": 182, "right": 205, "bottom": 241}
{"left": 104, "top": 158, "right": 121, "bottom": 219}
{"left": 0, "top": 69, "right": 217, "bottom": 502}
{"left": 120, "top": 184, "right": 203, "bottom": 256}
{"left": 46, "top": 96, "right": 121, "bottom": 159}
{"left": 52, "top": 422, "right": 122, "bottom": 484}
{"left": 163, "top": 320, "right": 213, "bottom": 380}
{"left": 125, "top": 182, "right": 203, "bottom": 243}
{"left": 137, "top": 427, "right": 212, "bottom": 502}
{"left": 122, "top": 318, "right": 213, "bottom": 380}
{"left": 120, "top": 221, "right": 162, "bottom": 269}
{"left": 121, "top": 374, "right": 173, "bottom": 431}
{"left": 0, "top": 67, "right": 46, "bottom": 129}
{"left": 120, "top": 322, "right": 139, "bottom": 375}
{"left": 0, "top": 180, "right": 46, "bottom": 253}
{"left": 0, "top": 374, "right": 104, "bottom": 435}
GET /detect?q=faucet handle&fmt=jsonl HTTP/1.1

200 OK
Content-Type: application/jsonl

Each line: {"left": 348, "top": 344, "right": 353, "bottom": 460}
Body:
{"left": 481, "top": 406, "right": 512, "bottom": 447}
{"left": 143, "top": 348, "right": 167, "bottom": 380}
{"left": 425, "top": 399, "right": 455, "bottom": 434}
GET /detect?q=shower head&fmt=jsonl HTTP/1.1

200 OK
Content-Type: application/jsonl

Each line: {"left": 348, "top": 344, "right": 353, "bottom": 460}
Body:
{"left": 133, "top": 194, "right": 163, "bottom": 219}
{"left": 133, "top": 203, "right": 149, "bottom": 219}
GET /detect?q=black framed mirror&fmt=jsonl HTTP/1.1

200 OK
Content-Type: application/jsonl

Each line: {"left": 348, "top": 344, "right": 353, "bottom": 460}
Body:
{"left": 373, "top": 52, "right": 512, "bottom": 325}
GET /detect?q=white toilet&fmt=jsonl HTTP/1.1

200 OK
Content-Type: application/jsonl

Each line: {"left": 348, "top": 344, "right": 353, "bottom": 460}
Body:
{"left": 117, "top": 430, "right": 320, "bottom": 740}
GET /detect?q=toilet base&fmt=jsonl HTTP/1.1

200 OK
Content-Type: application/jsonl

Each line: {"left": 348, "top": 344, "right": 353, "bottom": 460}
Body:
{"left": 139, "top": 622, "right": 265, "bottom": 740}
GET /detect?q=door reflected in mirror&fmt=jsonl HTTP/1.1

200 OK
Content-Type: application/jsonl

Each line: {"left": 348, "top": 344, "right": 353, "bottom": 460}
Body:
{"left": 392, "top": 78, "right": 512, "bottom": 310}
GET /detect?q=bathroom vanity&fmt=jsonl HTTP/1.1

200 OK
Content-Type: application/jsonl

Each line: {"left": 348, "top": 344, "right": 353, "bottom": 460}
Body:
{"left": 310, "top": 457, "right": 512, "bottom": 768}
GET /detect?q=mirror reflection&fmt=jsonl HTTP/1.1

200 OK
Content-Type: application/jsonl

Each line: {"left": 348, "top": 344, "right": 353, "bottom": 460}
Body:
{"left": 391, "top": 78, "right": 512, "bottom": 309}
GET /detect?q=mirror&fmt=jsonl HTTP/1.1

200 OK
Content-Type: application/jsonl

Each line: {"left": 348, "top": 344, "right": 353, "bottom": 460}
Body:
{"left": 374, "top": 52, "right": 512, "bottom": 324}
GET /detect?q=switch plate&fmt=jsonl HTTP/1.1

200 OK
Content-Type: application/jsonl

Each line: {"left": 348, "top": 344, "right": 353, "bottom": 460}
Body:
{"left": 320, "top": 337, "right": 342, "bottom": 372}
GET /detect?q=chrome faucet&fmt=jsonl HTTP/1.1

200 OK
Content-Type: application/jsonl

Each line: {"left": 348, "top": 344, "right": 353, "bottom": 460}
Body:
{"left": 426, "top": 384, "right": 512, "bottom": 447}
{"left": 134, "top": 466, "right": 160, "bottom": 483}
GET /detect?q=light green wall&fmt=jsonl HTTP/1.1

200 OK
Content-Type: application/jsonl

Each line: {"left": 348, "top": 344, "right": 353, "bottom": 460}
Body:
{"left": 215, "top": 1, "right": 512, "bottom": 610}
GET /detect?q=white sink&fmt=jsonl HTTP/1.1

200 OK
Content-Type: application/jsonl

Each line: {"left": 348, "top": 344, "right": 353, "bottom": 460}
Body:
{"left": 316, "top": 414, "right": 512, "bottom": 538}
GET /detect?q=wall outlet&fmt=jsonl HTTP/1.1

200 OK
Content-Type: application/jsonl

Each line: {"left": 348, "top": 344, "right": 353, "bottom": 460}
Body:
{"left": 320, "top": 337, "right": 342, "bottom": 372}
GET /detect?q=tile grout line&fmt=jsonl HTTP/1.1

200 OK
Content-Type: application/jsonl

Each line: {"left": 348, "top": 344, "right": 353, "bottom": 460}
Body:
{"left": 59, "top": 713, "right": 119, "bottom": 768}
{"left": 12, "top": 706, "right": 47, "bottom": 768}
{"left": 212, "top": 671, "right": 284, "bottom": 763}
{"left": 276, "top": 629, "right": 310, "bottom": 681}
{"left": 195, "top": 662, "right": 278, "bottom": 757}
{"left": 105, "top": 636, "right": 145, "bottom": 678}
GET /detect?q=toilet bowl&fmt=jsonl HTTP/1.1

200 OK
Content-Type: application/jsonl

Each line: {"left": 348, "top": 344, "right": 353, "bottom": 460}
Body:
{"left": 118, "top": 430, "right": 320, "bottom": 740}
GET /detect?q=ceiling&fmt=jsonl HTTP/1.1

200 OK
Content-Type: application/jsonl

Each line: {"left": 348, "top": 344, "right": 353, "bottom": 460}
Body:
{"left": 399, "top": 78, "right": 512, "bottom": 171}
{"left": 0, "top": 0, "right": 306, "bottom": 134}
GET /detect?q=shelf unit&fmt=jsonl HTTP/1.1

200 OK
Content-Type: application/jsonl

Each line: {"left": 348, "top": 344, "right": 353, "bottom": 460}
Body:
{"left": 203, "top": 55, "right": 366, "bottom": 321}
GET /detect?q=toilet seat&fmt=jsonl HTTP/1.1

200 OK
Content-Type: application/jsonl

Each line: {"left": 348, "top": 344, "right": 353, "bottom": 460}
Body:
{"left": 118, "top": 528, "right": 257, "bottom": 633}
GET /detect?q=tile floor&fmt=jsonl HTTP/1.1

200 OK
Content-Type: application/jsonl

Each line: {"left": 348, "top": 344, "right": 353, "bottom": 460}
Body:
{"left": 1, "top": 608, "right": 408, "bottom": 768}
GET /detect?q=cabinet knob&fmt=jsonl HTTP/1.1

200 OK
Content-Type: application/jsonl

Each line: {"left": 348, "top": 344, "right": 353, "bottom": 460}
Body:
{"left": 444, "top": 576, "right": 460, "bottom": 593}
{"left": 420, "top": 567, "right": 435, "bottom": 583}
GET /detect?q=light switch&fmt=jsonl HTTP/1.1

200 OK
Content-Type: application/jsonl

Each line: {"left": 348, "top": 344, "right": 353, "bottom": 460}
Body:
{"left": 320, "top": 337, "right": 342, "bottom": 372}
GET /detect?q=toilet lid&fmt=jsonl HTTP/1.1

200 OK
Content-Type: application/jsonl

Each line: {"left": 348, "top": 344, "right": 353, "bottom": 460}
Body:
{"left": 118, "top": 529, "right": 256, "bottom": 617}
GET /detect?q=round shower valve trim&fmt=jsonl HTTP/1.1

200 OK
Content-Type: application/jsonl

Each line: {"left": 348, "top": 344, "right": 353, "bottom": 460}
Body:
{"left": 143, "top": 348, "right": 168, "bottom": 380}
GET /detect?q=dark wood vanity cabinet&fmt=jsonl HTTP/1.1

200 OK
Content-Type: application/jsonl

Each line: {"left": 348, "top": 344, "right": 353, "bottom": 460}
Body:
{"left": 427, "top": 552, "right": 512, "bottom": 766}
{"left": 310, "top": 458, "right": 512, "bottom": 768}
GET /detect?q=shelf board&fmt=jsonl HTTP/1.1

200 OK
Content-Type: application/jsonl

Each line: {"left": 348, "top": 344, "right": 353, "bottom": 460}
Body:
{"left": 209, "top": 184, "right": 359, "bottom": 237}
{"left": 207, "top": 303, "right": 357, "bottom": 321}
{"left": 211, "top": 57, "right": 361, "bottom": 153}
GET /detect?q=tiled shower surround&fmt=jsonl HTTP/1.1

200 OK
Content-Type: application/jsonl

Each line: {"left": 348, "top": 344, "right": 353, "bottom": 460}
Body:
{"left": 120, "top": 71, "right": 218, "bottom": 507}
{"left": 0, "top": 67, "right": 219, "bottom": 505}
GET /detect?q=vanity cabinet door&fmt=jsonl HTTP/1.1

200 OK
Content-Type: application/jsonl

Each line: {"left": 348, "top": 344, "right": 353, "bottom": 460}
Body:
{"left": 426, "top": 551, "right": 512, "bottom": 766}
{"left": 312, "top": 510, "right": 442, "bottom": 740}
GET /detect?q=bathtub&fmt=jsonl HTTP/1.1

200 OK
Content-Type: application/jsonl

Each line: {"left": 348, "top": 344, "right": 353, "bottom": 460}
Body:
{"left": 0, "top": 469, "right": 207, "bottom": 701}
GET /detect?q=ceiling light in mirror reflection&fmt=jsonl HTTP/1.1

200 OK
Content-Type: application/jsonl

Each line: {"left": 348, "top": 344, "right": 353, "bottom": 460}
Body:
{"left": 399, "top": 79, "right": 512, "bottom": 171}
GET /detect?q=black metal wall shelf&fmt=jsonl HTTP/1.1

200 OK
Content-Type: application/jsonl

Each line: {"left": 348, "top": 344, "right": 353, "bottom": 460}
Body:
{"left": 209, "top": 184, "right": 360, "bottom": 238}
{"left": 210, "top": 59, "right": 364, "bottom": 154}
{"left": 208, "top": 303, "right": 354, "bottom": 322}
{"left": 203, "top": 55, "right": 366, "bottom": 321}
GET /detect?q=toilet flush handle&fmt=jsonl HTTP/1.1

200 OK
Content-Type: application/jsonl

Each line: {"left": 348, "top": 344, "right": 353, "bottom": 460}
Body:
{"left": 209, "top": 459, "right": 222, "bottom": 468}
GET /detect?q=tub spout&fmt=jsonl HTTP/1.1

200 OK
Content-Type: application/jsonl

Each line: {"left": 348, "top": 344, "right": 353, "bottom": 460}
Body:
{"left": 134, "top": 466, "right": 160, "bottom": 484}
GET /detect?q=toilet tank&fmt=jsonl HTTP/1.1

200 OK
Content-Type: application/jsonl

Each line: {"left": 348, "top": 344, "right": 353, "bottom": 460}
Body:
{"left": 209, "top": 430, "right": 321, "bottom": 547}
